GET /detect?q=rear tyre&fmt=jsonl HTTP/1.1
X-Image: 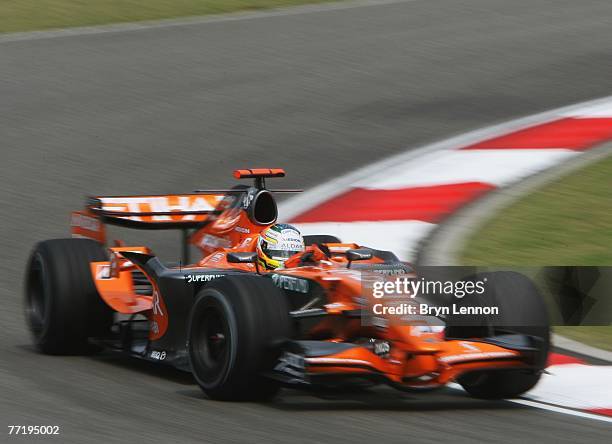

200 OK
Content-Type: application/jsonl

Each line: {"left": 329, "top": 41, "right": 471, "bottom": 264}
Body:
{"left": 445, "top": 271, "right": 550, "bottom": 399}
{"left": 24, "top": 238, "right": 113, "bottom": 354}
{"left": 303, "top": 234, "right": 341, "bottom": 246}
{"left": 188, "top": 275, "right": 291, "bottom": 401}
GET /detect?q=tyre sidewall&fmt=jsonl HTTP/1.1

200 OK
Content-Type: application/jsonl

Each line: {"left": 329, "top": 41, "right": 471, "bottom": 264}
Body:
{"left": 445, "top": 271, "right": 550, "bottom": 399}
{"left": 24, "top": 239, "right": 110, "bottom": 354}
{"left": 187, "top": 275, "right": 290, "bottom": 401}
{"left": 188, "top": 288, "right": 239, "bottom": 391}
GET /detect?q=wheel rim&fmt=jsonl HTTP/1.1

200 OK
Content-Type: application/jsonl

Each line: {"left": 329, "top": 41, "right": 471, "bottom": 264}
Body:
{"left": 193, "top": 303, "right": 232, "bottom": 386}
{"left": 25, "top": 254, "right": 47, "bottom": 337}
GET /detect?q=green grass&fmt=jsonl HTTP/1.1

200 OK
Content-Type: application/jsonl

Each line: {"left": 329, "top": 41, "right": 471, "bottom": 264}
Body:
{"left": 554, "top": 327, "right": 612, "bottom": 352}
{"left": 0, "top": 0, "right": 337, "bottom": 33}
{"left": 461, "top": 154, "right": 612, "bottom": 266}
{"left": 461, "top": 155, "right": 612, "bottom": 351}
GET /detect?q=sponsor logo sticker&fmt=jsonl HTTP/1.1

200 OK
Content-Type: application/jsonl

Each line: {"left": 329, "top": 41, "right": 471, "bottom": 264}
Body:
{"left": 271, "top": 274, "right": 310, "bottom": 293}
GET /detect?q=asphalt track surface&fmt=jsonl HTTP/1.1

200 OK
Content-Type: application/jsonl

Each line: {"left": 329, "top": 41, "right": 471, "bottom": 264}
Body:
{"left": 2, "top": 0, "right": 612, "bottom": 442}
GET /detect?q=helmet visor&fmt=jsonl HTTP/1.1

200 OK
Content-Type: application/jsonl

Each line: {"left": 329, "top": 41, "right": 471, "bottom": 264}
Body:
{"left": 267, "top": 249, "right": 301, "bottom": 260}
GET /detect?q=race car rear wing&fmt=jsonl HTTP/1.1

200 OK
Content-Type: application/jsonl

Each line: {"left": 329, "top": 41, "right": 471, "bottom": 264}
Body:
{"left": 85, "top": 194, "right": 226, "bottom": 229}
{"left": 71, "top": 193, "right": 228, "bottom": 263}
{"left": 70, "top": 168, "right": 300, "bottom": 262}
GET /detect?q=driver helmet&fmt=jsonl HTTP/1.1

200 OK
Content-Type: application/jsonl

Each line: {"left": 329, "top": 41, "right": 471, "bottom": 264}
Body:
{"left": 256, "top": 223, "right": 305, "bottom": 269}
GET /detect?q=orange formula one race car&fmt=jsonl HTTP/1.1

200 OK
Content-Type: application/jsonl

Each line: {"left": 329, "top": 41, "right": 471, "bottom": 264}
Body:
{"left": 24, "top": 169, "right": 550, "bottom": 401}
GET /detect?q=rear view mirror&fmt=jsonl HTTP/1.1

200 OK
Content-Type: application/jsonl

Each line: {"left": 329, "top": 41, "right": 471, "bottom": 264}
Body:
{"left": 346, "top": 249, "right": 373, "bottom": 268}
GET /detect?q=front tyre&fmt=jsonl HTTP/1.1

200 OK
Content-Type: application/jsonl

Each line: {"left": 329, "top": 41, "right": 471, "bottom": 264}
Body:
{"left": 445, "top": 271, "right": 550, "bottom": 399}
{"left": 188, "top": 275, "right": 291, "bottom": 401}
{"left": 303, "top": 234, "right": 341, "bottom": 246}
{"left": 24, "top": 238, "right": 113, "bottom": 354}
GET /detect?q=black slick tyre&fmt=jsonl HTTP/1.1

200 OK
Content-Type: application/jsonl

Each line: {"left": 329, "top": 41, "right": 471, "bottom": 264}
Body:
{"left": 24, "top": 238, "right": 112, "bottom": 354}
{"left": 445, "top": 271, "right": 550, "bottom": 399}
{"left": 188, "top": 275, "right": 291, "bottom": 401}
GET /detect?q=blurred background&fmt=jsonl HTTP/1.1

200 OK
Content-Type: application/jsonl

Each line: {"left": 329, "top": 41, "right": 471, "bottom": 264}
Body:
{"left": 1, "top": 0, "right": 611, "bottom": 442}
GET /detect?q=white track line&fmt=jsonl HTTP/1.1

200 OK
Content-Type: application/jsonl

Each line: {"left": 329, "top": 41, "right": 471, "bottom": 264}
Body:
{"left": 560, "top": 101, "right": 612, "bottom": 118}
{"left": 553, "top": 334, "right": 612, "bottom": 362}
{"left": 510, "top": 399, "right": 612, "bottom": 424}
{"left": 525, "top": 364, "right": 612, "bottom": 411}
{"left": 449, "top": 382, "right": 612, "bottom": 423}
